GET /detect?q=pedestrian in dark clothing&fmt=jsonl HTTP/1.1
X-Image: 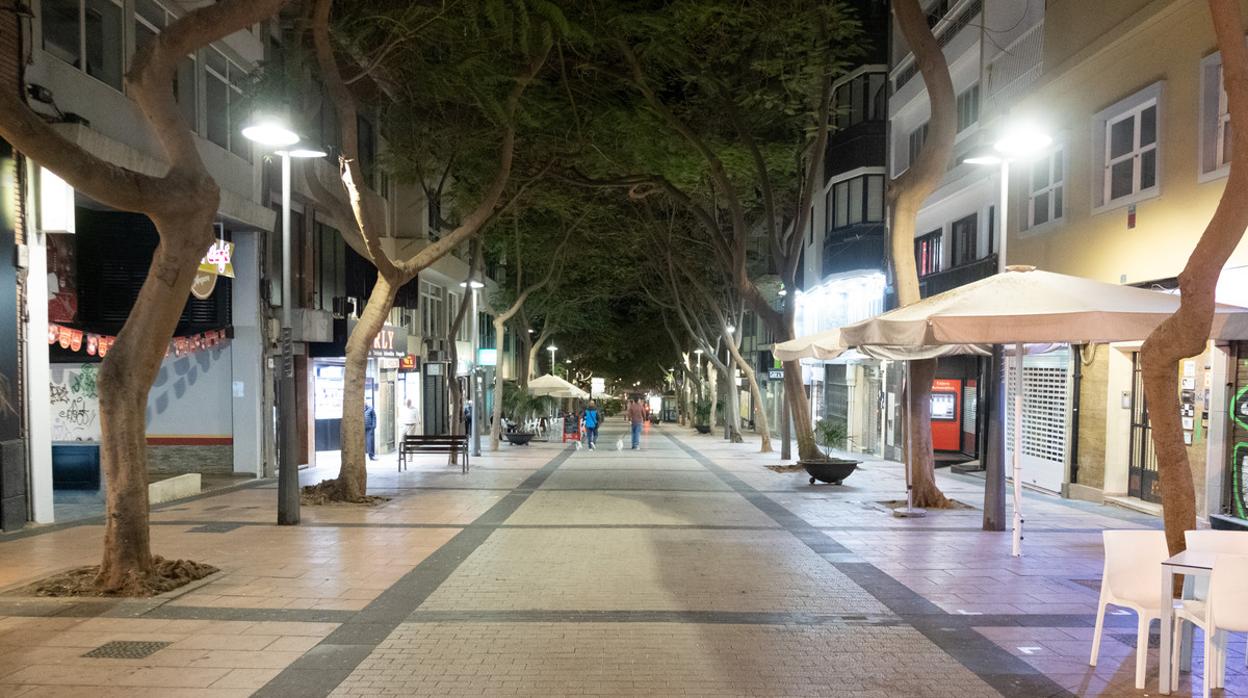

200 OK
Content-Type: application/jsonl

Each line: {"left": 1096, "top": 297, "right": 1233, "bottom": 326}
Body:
{"left": 627, "top": 397, "right": 646, "bottom": 449}
{"left": 364, "top": 403, "right": 377, "bottom": 460}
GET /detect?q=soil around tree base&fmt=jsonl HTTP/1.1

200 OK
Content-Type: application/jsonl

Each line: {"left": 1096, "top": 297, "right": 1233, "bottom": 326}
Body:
{"left": 878, "top": 498, "right": 973, "bottom": 511}
{"left": 15, "top": 556, "right": 219, "bottom": 597}
{"left": 301, "top": 479, "right": 390, "bottom": 506}
{"left": 765, "top": 464, "right": 805, "bottom": 473}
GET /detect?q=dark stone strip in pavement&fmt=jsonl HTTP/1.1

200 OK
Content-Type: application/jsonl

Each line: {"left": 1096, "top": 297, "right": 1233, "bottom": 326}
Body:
{"left": 403, "top": 609, "right": 904, "bottom": 626}
{"left": 253, "top": 445, "right": 575, "bottom": 698}
{"left": 812, "top": 525, "right": 1119, "bottom": 534}
{"left": 0, "top": 478, "right": 274, "bottom": 542}
{"left": 142, "top": 605, "right": 356, "bottom": 623}
{"left": 150, "top": 520, "right": 779, "bottom": 531}
{"left": 662, "top": 434, "right": 851, "bottom": 555}
{"left": 663, "top": 432, "right": 1074, "bottom": 698}
{"left": 0, "top": 599, "right": 116, "bottom": 618}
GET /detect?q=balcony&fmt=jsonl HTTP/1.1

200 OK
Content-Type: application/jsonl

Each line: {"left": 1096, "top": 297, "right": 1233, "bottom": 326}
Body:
{"left": 822, "top": 224, "right": 886, "bottom": 278}
{"left": 918, "top": 254, "right": 997, "bottom": 298}
{"left": 824, "top": 121, "right": 886, "bottom": 181}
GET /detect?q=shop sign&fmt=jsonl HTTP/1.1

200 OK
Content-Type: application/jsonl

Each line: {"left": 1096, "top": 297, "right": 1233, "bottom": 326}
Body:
{"left": 767, "top": 368, "right": 784, "bottom": 381}
{"left": 399, "top": 354, "right": 417, "bottom": 371}
{"left": 198, "top": 239, "right": 235, "bottom": 278}
{"left": 425, "top": 362, "right": 444, "bottom": 376}
{"left": 478, "top": 348, "right": 497, "bottom": 366}
{"left": 347, "top": 319, "right": 408, "bottom": 358}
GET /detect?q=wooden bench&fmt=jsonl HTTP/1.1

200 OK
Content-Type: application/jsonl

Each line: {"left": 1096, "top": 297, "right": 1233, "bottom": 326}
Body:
{"left": 399, "top": 434, "right": 469, "bottom": 473}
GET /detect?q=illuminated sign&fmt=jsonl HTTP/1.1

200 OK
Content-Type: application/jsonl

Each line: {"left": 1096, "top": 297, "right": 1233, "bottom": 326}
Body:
{"left": 399, "top": 354, "right": 417, "bottom": 371}
{"left": 198, "top": 239, "right": 235, "bottom": 278}
{"left": 478, "top": 348, "right": 497, "bottom": 366}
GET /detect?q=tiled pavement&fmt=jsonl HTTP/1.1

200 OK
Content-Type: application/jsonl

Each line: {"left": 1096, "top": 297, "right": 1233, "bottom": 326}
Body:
{"left": 0, "top": 424, "right": 1244, "bottom": 696}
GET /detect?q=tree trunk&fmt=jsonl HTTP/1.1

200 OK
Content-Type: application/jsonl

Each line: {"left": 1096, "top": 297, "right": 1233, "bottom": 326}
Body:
{"left": 883, "top": 0, "right": 958, "bottom": 507}
{"left": 490, "top": 316, "right": 508, "bottom": 451}
{"left": 707, "top": 362, "right": 718, "bottom": 428}
{"left": 906, "top": 358, "right": 951, "bottom": 507}
{"left": 723, "top": 335, "right": 770, "bottom": 452}
{"left": 724, "top": 366, "right": 743, "bottom": 443}
{"left": 322, "top": 274, "right": 397, "bottom": 501}
{"left": 97, "top": 222, "right": 214, "bottom": 591}
{"left": 1136, "top": 0, "right": 1248, "bottom": 557}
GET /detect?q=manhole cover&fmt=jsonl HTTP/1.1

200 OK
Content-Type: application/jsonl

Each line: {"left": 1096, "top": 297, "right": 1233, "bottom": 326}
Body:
{"left": 82, "top": 641, "right": 171, "bottom": 659}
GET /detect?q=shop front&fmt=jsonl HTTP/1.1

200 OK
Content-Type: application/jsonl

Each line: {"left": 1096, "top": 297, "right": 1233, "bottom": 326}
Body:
{"left": 311, "top": 321, "right": 407, "bottom": 456}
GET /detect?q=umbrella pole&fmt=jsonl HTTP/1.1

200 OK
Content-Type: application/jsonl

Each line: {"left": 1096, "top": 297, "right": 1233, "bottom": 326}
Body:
{"left": 1011, "top": 342, "right": 1024, "bottom": 557}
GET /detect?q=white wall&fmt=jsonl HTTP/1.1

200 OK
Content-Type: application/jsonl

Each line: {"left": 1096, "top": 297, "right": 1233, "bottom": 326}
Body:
{"left": 230, "top": 232, "right": 264, "bottom": 475}
{"left": 145, "top": 346, "right": 234, "bottom": 437}
{"left": 24, "top": 227, "right": 53, "bottom": 523}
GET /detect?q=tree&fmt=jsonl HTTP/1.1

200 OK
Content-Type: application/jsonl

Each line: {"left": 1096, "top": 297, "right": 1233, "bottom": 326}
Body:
{"left": 1140, "top": 0, "right": 1248, "bottom": 554}
{"left": 303, "top": 0, "right": 554, "bottom": 501}
{"left": 884, "top": 0, "right": 958, "bottom": 508}
{"left": 488, "top": 216, "right": 570, "bottom": 450}
{"left": 447, "top": 240, "right": 482, "bottom": 448}
{"left": 642, "top": 205, "right": 772, "bottom": 449}
{"left": 562, "top": 0, "right": 864, "bottom": 461}
{"left": 0, "top": 0, "right": 287, "bottom": 593}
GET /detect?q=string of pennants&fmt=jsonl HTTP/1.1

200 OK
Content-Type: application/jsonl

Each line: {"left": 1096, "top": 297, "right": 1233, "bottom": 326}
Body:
{"left": 47, "top": 323, "right": 230, "bottom": 358}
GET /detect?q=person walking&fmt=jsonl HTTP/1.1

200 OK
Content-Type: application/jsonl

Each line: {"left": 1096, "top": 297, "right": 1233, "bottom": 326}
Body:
{"left": 364, "top": 402, "right": 377, "bottom": 461}
{"left": 583, "top": 400, "right": 601, "bottom": 450}
{"left": 627, "top": 396, "right": 646, "bottom": 450}
{"left": 404, "top": 399, "right": 420, "bottom": 436}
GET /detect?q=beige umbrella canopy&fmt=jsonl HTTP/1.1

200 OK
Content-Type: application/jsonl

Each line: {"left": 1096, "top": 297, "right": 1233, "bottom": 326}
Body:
{"left": 772, "top": 328, "right": 988, "bottom": 362}
{"left": 528, "top": 374, "right": 589, "bottom": 400}
{"left": 839, "top": 266, "right": 1248, "bottom": 347}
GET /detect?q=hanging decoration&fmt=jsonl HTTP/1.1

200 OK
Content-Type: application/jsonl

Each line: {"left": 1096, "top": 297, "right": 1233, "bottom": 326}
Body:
{"left": 47, "top": 324, "right": 229, "bottom": 359}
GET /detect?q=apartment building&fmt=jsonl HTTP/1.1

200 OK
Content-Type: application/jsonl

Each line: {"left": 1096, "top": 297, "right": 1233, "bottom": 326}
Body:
{"left": 887, "top": 0, "right": 1051, "bottom": 474}
{"left": 1005, "top": 0, "right": 1248, "bottom": 529}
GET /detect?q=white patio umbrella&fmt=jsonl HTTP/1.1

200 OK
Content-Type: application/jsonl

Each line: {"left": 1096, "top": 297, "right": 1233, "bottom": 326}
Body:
{"left": 528, "top": 373, "right": 590, "bottom": 400}
{"left": 838, "top": 266, "right": 1248, "bottom": 556}
{"left": 772, "top": 327, "right": 988, "bottom": 362}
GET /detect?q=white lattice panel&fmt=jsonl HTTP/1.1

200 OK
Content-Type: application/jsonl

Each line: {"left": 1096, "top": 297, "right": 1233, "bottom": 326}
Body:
{"left": 1005, "top": 349, "right": 1071, "bottom": 493}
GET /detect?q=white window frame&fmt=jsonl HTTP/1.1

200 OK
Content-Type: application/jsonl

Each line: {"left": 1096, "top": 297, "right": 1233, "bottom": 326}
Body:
{"left": 42, "top": 0, "right": 125, "bottom": 90}
{"left": 956, "top": 83, "right": 979, "bottom": 134}
{"left": 1024, "top": 147, "right": 1065, "bottom": 232}
{"left": 1091, "top": 82, "right": 1164, "bottom": 214}
{"left": 1200, "top": 52, "right": 1232, "bottom": 182}
{"left": 420, "top": 281, "right": 446, "bottom": 339}
{"left": 132, "top": 0, "right": 198, "bottom": 134}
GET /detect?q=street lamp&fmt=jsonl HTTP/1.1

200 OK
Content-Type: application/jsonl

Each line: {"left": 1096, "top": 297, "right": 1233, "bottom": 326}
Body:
{"left": 965, "top": 122, "right": 1051, "bottom": 553}
{"left": 459, "top": 279, "right": 485, "bottom": 457}
{"left": 547, "top": 344, "right": 557, "bottom": 373}
{"left": 243, "top": 116, "right": 326, "bottom": 527}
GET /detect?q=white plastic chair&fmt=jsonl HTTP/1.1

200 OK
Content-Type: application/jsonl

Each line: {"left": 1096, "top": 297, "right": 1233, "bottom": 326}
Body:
{"left": 1184, "top": 531, "right": 1248, "bottom": 670}
{"left": 1090, "top": 530, "right": 1170, "bottom": 689}
{"left": 1173, "top": 554, "right": 1248, "bottom": 698}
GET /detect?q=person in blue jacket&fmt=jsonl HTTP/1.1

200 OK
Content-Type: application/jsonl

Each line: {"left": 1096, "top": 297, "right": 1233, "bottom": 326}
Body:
{"left": 583, "top": 400, "right": 602, "bottom": 450}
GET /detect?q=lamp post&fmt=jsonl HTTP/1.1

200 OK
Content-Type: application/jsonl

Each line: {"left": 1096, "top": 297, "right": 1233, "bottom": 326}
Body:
{"left": 966, "top": 122, "right": 1051, "bottom": 550}
{"left": 547, "top": 344, "right": 557, "bottom": 374}
{"left": 243, "top": 117, "right": 326, "bottom": 527}
{"left": 460, "top": 279, "right": 485, "bottom": 458}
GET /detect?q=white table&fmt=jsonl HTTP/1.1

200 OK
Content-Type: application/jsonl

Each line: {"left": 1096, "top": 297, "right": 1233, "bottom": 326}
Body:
{"left": 1159, "top": 550, "right": 1217, "bottom": 694}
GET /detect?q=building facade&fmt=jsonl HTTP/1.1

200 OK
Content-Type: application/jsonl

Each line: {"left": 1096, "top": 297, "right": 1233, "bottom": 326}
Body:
{"left": 4, "top": 0, "right": 504, "bottom": 530}
{"left": 1005, "top": 0, "right": 1248, "bottom": 529}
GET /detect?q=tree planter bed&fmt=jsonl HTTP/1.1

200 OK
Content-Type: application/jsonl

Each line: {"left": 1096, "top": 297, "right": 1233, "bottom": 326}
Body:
{"left": 801, "top": 458, "right": 859, "bottom": 485}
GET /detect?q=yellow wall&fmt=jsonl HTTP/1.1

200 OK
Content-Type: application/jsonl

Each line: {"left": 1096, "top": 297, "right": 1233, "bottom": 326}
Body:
{"left": 1008, "top": 0, "right": 1248, "bottom": 283}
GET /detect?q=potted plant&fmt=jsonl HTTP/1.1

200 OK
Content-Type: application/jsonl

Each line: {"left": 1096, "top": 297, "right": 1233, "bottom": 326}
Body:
{"left": 801, "top": 418, "right": 859, "bottom": 485}
{"left": 501, "top": 383, "right": 545, "bottom": 445}
{"left": 693, "top": 396, "right": 712, "bottom": 434}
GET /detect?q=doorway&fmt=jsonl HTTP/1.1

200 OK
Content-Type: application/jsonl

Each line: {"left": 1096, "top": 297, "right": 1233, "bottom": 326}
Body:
{"left": 1128, "top": 352, "right": 1161, "bottom": 503}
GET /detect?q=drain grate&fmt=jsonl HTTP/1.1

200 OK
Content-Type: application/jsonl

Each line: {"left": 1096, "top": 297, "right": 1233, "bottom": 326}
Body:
{"left": 82, "top": 640, "right": 171, "bottom": 659}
